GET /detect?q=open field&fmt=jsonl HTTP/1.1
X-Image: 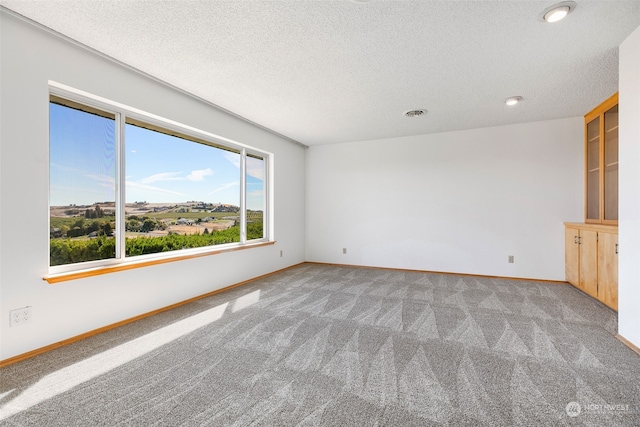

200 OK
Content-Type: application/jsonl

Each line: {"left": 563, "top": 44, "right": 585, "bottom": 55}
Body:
{"left": 51, "top": 202, "right": 261, "bottom": 239}
{"left": 169, "top": 220, "right": 235, "bottom": 235}
{"left": 149, "top": 211, "right": 238, "bottom": 220}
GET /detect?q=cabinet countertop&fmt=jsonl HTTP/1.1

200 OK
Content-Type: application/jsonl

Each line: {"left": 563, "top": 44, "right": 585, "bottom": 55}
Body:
{"left": 564, "top": 222, "right": 618, "bottom": 233}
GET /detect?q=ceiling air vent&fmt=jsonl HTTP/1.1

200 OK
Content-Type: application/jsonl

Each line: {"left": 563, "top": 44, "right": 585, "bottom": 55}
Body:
{"left": 404, "top": 109, "right": 427, "bottom": 118}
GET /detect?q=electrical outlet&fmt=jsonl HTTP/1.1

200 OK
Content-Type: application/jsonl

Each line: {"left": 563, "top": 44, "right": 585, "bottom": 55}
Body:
{"left": 10, "top": 306, "right": 32, "bottom": 327}
{"left": 343, "top": 248, "right": 347, "bottom": 254}
{"left": 508, "top": 255, "right": 514, "bottom": 263}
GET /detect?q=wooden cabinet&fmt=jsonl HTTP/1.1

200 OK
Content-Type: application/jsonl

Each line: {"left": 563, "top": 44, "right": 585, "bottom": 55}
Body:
{"left": 565, "top": 223, "right": 618, "bottom": 311}
{"left": 563, "top": 95, "right": 619, "bottom": 311}
{"left": 585, "top": 93, "right": 618, "bottom": 224}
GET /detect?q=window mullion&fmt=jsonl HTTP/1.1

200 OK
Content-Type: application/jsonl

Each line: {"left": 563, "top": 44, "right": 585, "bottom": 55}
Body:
{"left": 240, "top": 149, "right": 247, "bottom": 244}
{"left": 116, "top": 113, "right": 126, "bottom": 260}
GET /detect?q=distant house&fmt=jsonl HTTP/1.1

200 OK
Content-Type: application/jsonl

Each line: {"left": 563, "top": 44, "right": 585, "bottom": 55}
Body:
{"left": 176, "top": 218, "right": 194, "bottom": 226}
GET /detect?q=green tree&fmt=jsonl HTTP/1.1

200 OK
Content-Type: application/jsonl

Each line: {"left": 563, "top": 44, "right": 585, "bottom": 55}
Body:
{"left": 88, "top": 221, "right": 101, "bottom": 233}
{"left": 101, "top": 222, "right": 113, "bottom": 236}
{"left": 67, "top": 226, "right": 84, "bottom": 238}
{"left": 127, "top": 219, "right": 141, "bottom": 232}
{"left": 141, "top": 219, "right": 156, "bottom": 233}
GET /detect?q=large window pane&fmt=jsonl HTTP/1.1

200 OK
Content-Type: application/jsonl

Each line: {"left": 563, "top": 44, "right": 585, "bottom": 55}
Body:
{"left": 49, "top": 100, "right": 117, "bottom": 266}
{"left": 124, "top": 121, "right": 241, "bottom": 256}
{"left": 246, "top": 155, "right": 265, "bottom": 240}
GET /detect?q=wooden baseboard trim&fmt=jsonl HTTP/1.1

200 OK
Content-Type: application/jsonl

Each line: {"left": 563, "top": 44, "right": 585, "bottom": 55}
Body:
{"left": 616, "top": 334, "right": 640, "bottom": 356}
{"left": 0, "top": 262, "right": 304, "bottom": 368}
{"left": 304, "top": 262, "right": 568, "bottom": 284}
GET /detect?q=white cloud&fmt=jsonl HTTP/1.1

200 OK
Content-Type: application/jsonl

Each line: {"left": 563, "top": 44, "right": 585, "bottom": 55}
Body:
{"left": 224, "top": 152, "right": 240, "bottom": 169}
{"left": 246, "top": 159, "right": 264, "bottom": 181}
{"left": 52, "top": 162, "right": 87, "bottom": 174}
{"left": 187, "top": 168, "right": 214, "bottom": 182}
{"left": 140, "top": 172, "right": 183, "bottom": 184}
{"left": 208, "top": 181, "right": 239, "bottom": 195}
{"left": 85, "top": 173, "right": 115, "bottom": 186}
{"left": 126, "top": 180, "right": 185, "bottom": 197}
{"left": 224, "top": 152, "right": 264, "bottom": 181}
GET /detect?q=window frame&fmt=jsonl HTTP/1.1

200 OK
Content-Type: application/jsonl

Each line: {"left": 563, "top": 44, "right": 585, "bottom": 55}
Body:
{"left": 48, "top": 82, "right": 272, "bottom": 278}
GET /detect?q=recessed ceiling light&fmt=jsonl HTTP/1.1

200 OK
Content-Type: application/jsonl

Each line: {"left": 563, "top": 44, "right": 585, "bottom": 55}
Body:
{"left": 404, "top": 109, "right": 427, "bottom": 117}
{"left": 539, "top": 1, "right": 576, "bottom": 23}
{"left": 505, "top": 96, "right": 523, "bottom": 106}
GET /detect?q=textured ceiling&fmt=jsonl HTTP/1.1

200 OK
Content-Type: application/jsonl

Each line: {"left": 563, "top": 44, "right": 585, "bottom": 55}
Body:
{"left": 2, "top": 1, "right": 640, "bottom": 146}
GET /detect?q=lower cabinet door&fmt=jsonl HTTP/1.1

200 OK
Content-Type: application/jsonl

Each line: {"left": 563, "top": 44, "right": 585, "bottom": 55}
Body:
{"left": 579, "top": 229, "right": 598, "bottom": 298}
{"left": 565, "top": 228, "right": 580, "bottom": 287}
{"left": 598, "top": 232, "right": 618, "bottom": 311}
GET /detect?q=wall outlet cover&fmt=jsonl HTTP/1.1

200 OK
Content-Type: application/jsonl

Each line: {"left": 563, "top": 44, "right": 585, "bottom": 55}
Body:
{"left": 10, "top": 306, "right": 32, "bottom": 327}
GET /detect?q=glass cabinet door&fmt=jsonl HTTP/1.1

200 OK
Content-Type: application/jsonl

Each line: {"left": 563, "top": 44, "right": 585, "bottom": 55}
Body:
{"left": 583, "top": 93, "right": 618, "bottom": 224}
{"left": 586, "top": 117, "right": 600, "bottom": 221}
{"left": 603, "top": 105, "right": 618, "bottom": 221}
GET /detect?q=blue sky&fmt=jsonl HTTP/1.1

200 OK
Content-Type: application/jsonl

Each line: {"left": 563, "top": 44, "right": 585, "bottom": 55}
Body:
{"left": 50, "top": 103, "right": 264, "bottom": 210}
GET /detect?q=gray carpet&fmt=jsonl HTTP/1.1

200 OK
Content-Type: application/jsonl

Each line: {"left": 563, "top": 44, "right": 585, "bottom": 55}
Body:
{"left": 1, "top": 263, "right": 639, "bottom": 426}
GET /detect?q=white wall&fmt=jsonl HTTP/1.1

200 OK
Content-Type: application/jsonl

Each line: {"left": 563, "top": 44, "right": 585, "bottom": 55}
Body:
{"left": 0, "top": 12, "right": 306, "bottom": 360}
{"left": 307, "top": 118, "right": 583, "bottom": 281}
{"left": 618, "top": 24, "right": 640, "bottom": 349}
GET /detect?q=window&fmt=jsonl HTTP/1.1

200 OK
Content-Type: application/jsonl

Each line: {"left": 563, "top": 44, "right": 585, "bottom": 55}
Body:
{"left": 49, "top": 97, "right": 117, "bottom": 266}
{"left": 49, "top": 87, "right": 270, "bottom": 272}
